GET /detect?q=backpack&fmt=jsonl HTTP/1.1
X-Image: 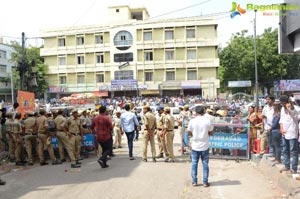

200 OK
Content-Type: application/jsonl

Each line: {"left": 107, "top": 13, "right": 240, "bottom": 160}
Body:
{"left": 48, "top": 118, "right": 56, "bottom": 132}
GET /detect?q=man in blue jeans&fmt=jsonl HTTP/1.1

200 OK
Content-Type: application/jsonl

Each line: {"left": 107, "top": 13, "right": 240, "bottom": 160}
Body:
{"left": 187, "top": 106, "right": 214, "bottom": 187}
{"left": 279, "top": 95, "right": 300, "bottom": 174}
{"left": 120, "top": 104, "right": 140, "bottom": 160}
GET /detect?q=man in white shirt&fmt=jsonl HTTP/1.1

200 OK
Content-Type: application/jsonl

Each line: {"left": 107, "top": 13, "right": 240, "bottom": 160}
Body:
{"left": 261, "top": 96, "right": 275, "bottom": 157}
{"left": 187, "top": 106, "right": 214, "bottom": 187}
{"left": 279, "top": 95, "right": 300, "bottom": 174}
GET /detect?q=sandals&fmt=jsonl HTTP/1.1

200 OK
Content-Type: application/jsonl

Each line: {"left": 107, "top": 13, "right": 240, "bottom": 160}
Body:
{"left": 203, "top": 183, "right": 210, "bottom": 187}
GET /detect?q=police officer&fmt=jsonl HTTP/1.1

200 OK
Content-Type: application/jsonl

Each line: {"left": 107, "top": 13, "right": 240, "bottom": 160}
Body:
{"left": 37, "top": 109, "right": 61, "bottom": 166}
{"left": 80, "top": 110, "right": 91, "bottom": 134}
{"left": 11, "top": 112, "right": 24, "bottom": 166}
{"left": 66, "top": 109, "right": 83, "bottom": 162}
{"left": 5, "top": 112, "right": 15, "bottom": 162}
{"left": 55, "top": 109, "right": 80, "bottom": 168}
{"left": 24, "top": 111, "right": 37, "bottom": 165}
{"left": 155, "top": 106, "right": 168, "bottom": 158}
{"left": 113, "top": 111, "right": 122, "bottom": 149}
{"left": 142, "top": 105, "right": 157, "bottom": 162}
{"left": 162, "top": 107, "right": 175, "bottom": 163}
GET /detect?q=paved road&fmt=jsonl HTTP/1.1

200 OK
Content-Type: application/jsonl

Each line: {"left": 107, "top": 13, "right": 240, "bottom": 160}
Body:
{"left": 0, "top": 131, "right": 282, "bottom": 199}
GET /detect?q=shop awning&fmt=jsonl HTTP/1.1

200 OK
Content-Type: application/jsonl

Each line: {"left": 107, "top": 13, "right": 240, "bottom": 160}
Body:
{"left": 140, "top": 90, "right": 160, "bottom": 95}
{"left": 92, "top": 91, "right": 108, "bottom": 97}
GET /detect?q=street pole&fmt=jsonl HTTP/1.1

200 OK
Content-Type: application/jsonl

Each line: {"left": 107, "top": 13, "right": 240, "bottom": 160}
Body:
{"left": 254, "top": 10, "right": 259, "bottom": 107}
{"left": 20, "top": 32, "right": 26, "bottom": 91}
{"left": 10, "top": 67, "right": 14, "bottom": 104}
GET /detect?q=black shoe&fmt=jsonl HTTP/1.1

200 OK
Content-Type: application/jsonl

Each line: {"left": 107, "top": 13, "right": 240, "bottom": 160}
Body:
{"left": 97, "top": 159, "right": 105, "bottom": 168}
{"left": 9, "top": 158, "right": 16, "bottom": 163}
{"left": 110, "top": 153, "right": 116, "bottom": 157}
{"left": 52, "top": 160, "right": 62, "bottom": 165}
{"left": 76, "top": 160, "right": 82, "bottom": 164}
{"left": 61, "top": 159, "right": 66, "bottom": 162}
{"left": 118, "top": 146, "right": 122, "bottom": 148}
{"left": 143, "top": 158, "right": 147, "bottom": 162}
{"left": 0, "top": 179, "right": 5, "bottom": 185}
{"left": 113, "top": 147, "right": 116, "bottom": 149}
{"left": 71, "top": 164, "right": 81, "bottom": 168}
{"left": 129, "top": 157, "right": 135, "bottom": 160}
{"left": 107, "top": 156, "right": 111, "bottom": 160}
{"left": 77, "top": 157, "right": 84, "bottom": 161}
{"left": 15, "top": 162, "right": 25, "bottom": 166}
{"left": 152, "top": 158, "right": 157, "bottom": 162}
{"left": 103, "top": 164, "right": 109, "bottom": 168}
{"left": 40, "top": 162, "right": 48, "bottom": 166}
{"left": 28, "top": 162, "right": 34, "bottom": 166}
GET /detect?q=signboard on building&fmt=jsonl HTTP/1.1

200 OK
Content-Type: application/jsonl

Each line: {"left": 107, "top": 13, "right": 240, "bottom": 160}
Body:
{"left": 274, "top": 79, "right": 300, "bottom": 91}
{"left": 111, "top": 79, "right": 138, "bottom": 91}
{"left": 181, "top": 80, "right": 201, "bottom": 89}
{"left": 228, "top": 81, "right": 251, "bottom": 87}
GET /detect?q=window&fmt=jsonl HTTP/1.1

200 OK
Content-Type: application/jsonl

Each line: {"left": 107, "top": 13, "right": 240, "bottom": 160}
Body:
{"left": 165, "top": 30, "right": 174, "bottom": 40}
{"left": 77, "top": 55, "right": 84, "bottom": 64}
{"left": 77, "top": 36, "right": 84, "bottom": 45}
{"left": 187, "top": 70, "right": 197, "bottom": 80}
{"left": 145, "top": 72, "right": 153, "bottom": 81}
{"left": 165, "top": 50, "right": 174, "bottom": 60}
{"left": 77, "top": 73, "right": 85, "bottom": 84}
{"left": 113, "top": 30, "right": 133, "bottom": 50}
{"left": 95, "top": 35, "right": 103, "bottom": 44}
{"left": 96, "top": 74, "right": 104, "bottom": 83}
{"left": 187, "top": 49, "right": 196, "bottom": 60}
{"left": 0, "top": 50, "right": 6, "bottom": 59}
{"left": 114, "top": 53, "right": 133, "bottom": 62}
{"left": 58, "top": 56, "right": 66, "bottom": 65}
{"left": 59, "top": 76, "right": 66, "bottom": 84}
{"left": 58, "top": 38, "right": 65, "bottom": 47}
{"left": 114, "top": 70, "right": 134, "bottom": 80}
{"left": 0, "top": 65, "right": 6, "bottom": 73}
{"left": 186, "top": 28, "right": 195, "bottom": 39}
{"left": 143, "top": 32, "right": 152, "bottom": 41}
{"left": 144, "top": 51, "right": 153, "bottom": 61}
{"left": 166, "top": 71, "right": 175, "bottom": 81}
{"left": 96, "top": 53, "right": 104, "bottom": 63}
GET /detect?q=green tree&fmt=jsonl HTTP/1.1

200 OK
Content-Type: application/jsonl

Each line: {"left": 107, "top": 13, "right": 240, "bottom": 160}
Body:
{"left": 10, "top": 43, "right": 48, "bottom": 98}
{"left": 219, "top": 27, "right": 300, "bottom": 95}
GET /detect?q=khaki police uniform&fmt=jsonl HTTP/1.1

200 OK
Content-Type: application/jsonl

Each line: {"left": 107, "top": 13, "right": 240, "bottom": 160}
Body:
{"left": 163, "top": 112, "right": 175, "bottom": 161}
{"left": 55, "top": 115, "right": 77, "bottom": 164}
{"left": 66, "top": 116, "right": 82, "bottom": 160}
{"left": 5, "top": 113, "right": 15, "bottom": 160}
{"left": 11, "top": 118, "right": 22, "bottom": 163}
{"left": 156, "top": 113, "right": 168, "bottom": 157}
{"left": 24, "top": 114, "right": 37, "bottom": 164}
{"left": 142, "top": 111, "right": 156, "bottom": 160}
{"left": 37, "top": 115, "right": 57, "bottom": 163}
{"left": 113, "top": 115, "right": 122, "bottom": 148}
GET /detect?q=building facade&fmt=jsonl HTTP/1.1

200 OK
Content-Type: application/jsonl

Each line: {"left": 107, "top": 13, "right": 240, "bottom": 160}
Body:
{"left": 40, "top": 6, "right": 220, "bottom": 99}
{"left": 0, "top": 39, "right": 14, "bottom": 102}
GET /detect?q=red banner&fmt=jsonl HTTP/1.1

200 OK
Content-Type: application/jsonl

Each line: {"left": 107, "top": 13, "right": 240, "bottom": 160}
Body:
{"left": 17, "top": 90, "right": 35, "bottom": 117}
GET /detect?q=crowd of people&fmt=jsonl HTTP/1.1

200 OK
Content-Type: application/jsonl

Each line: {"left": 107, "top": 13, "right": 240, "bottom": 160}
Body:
{"left": 0, "top": 94, "right": 299, "bottom": 186}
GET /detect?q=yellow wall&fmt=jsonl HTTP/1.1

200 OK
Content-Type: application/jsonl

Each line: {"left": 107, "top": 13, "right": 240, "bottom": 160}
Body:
{"left": 154, "top": 69, "right": 164, "bottom": 81}
{"left": 67, "top": 54, "right": 75, "bottom": 65}
{"left": 48, "top": 75, "right": 57, "bottom": 85}
{"left": 153, "top": 28, "right": 163, "bottom": 41}
{"left": 176, "top": 48, "right": 185, "bottom": 60}
{"left": 85, "top": 53, "right": 94, "bottom": 65}
{"left": 66, "top": 35, "right": 75, "bottom": 46}
{"left": 175, "top": 27, "right": 184, "bottom": 40}
{"left": 85, "top": 33, "right": 94, "bottom": 45}
{"left": 105, "top": 71, "right": 111, "bottom": 82}
{"left": 154, "top": 49, "right": 163, "bottom": 61}
{"left": 68, "top": 73, "right": 76, "bottom": 84}
{"left": 197, "top": 25, "right": 216, "bottom": 39}
{"left": 86, "top": 72, "right": 95, "bottom": 83}
{"left": 45, "top": 37, "right": 57, "bottom": 48}
{"left": 176, "top": 68, "right": 186, "bottom": 80}
{"left": 104, "top": 52, "right": 110, "bottom": 63}
{"left": 137, "top": 50, "right": 143, "bottom": 62}
{"left": 45, "top": 56, "right": 57, "bottom": 66}
{"left": 104, "top": 32, "right": 110, "bottom": 43}
{"left": 137, "top": 30, "right": 142, "bottom": 42}
{"left": 197, "top": 46, "right": 216, "bottom": 59}
{"left": 137, "top": 70, "right": 143, "bottom": 81}
{"left": 198, "top": 68, "right": 216, "bottom": 79}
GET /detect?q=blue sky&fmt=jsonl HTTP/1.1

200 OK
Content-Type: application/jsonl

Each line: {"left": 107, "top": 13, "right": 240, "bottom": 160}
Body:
{"left": 0, "top": 0, "right": 286, "bottom": 47}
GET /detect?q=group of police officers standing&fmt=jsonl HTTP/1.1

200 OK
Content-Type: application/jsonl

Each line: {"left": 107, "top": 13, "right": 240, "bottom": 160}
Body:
{"left": 0, "top": 102, "right": 193, "bottom": 181}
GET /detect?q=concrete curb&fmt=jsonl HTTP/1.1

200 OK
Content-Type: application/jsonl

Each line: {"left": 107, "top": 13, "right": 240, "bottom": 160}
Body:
{"left": 252, "top": 154, "right": 300, "bottom": 198}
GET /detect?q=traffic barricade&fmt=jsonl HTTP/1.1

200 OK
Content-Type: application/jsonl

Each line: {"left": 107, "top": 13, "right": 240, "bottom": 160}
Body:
{"left": 209, "top": 117, "right": 250, "bottom": 160}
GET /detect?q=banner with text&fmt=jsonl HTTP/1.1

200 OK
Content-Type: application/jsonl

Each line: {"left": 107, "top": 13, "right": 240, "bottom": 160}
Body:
{"left": 209, "top": 133, "right": 248, "bottom": 150}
